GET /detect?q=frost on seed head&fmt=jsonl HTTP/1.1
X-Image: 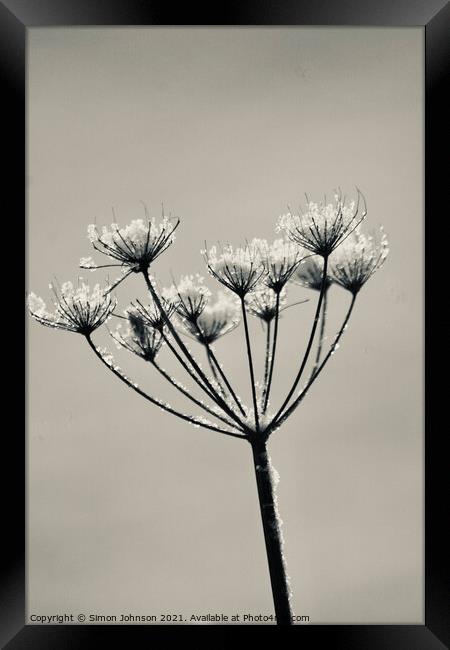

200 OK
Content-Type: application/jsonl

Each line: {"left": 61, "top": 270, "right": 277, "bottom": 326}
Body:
{"left": 162, "top": 274, "right": 211, "bottom": 323}
{"left": 85, "top": 208, "right": 179, "bottom": 273}
{"left": 181, "top": 290, "right": 241, "bottom": 345}
{"left": 277, "top": 189, "right": 367, "bottom": 257}
{"left": 330, "top": 225, "right": 389, "bottom": 294}
{"left": 27, "top": 281, "right": 116, "bottom": 335}
{"left": 203, "top": 242, "right": 266, "bottom": 297}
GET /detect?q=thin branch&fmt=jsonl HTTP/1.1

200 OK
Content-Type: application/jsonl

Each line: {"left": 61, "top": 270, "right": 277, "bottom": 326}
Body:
{"left": 269, "top": 256, "right": 329, "bottom": 426}
{"left": 85, "top": 335, "right": 245, "bottom": 440}
{"left": 161, "top": 331, "right": 219, "bottom": 404}
{"left": 206, "top": 346, "right": 228, "bottom": 398}
{"left": 152, "top": 360, "right": 244, "bottom": 432}
{"left": 204, "top": 342, "right": 247, "bottom": 417}
{"left": 263, "top": 292, "right": 280, "bottom": 413}
{"left": 261, "top": 320, "right": 272, "bottom": 408}
{"left": 241, "top": 297, "right": 260, "bottom": 432}
{"left": 271, "top": 293, "right": 357, "bottom": 431}
{"left": 310, "top": 287, "right": 328, "bottom": 376}
{"left": 142, "top": 269, "right": 249, "bottom": 431}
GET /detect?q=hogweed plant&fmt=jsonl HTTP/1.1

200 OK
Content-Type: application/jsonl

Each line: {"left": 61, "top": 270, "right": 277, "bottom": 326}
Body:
{"left": 28, "top": 190, "right": 389, "bottom": 626}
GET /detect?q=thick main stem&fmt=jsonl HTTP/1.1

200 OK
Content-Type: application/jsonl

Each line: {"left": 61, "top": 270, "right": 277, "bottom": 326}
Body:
{"left": 251, "top": 440, "right": 292, "bottom": 625}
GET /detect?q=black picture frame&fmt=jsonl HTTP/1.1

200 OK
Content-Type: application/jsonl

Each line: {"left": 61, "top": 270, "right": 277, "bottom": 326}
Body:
{"left": 3, "top": 1, "right": 448, "bottom": 647}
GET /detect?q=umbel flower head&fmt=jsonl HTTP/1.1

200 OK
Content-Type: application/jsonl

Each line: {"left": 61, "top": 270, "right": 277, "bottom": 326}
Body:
{"left": 182, "top": 291, "right": 240, "bottom": 345}
{"left": 277, "top": 189, "right": 367, "bottom": 258}
{"left": 111, "top": 310, "right": 163, "bottom": 362}
{"left": 246, "top": 286, "right": 287, "bottom": 323}
{"left": 203, "top": 243, "right": 266, "bottom": 297}
{"left": 162, "top": 274, "right": 211, "bottom": 324}
{"left": 27, "top": 280, "right": 116, "bottom": 335}
{"left": 293, "top": 256, "right": 333, "bottom": 292}
{"left": 83, "top": 208, "right": 179, "bottom": 274}
{"left": 251, "top": 238, "right": 302, "bottom": 293}
{"left": 330, "top": 226, "right": 389, "bottom": 295}
{"left": 129, "top": 296, "right": 176, "bottom": 333}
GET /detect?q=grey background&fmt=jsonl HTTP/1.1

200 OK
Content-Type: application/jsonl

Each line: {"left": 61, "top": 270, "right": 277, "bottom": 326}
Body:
{"left": 27, "top": 27, "right": 423, "bottom": 624}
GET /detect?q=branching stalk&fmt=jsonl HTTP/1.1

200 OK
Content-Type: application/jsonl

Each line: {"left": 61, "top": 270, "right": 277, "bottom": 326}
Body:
{"left": 263, "top": 292, "right": 280, "bottom": 412}
{"left": 269, "top": 256, "right": 329, "bottom": 427}
{"left": 261, "top": 320, "right": 272, "bottom": 408}
{"left": 142, "top": 269, "right": 247, "bottom": 430}
{"left": 240, "top": 297, "right": 260, "bottom": 432}
{"left": 272, "top": 293, "right": 357, "bottom": 430}
{"left": 152, "top": 361, "right": 243, "bottom": 432}
{"left": 85, "top": 335, "right": 245, "bottom": 440}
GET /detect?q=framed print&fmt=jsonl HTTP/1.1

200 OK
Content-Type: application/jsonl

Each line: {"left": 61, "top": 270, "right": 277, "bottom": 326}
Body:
{"left": 2, "top": 0, "right": 448, "bottom": 647}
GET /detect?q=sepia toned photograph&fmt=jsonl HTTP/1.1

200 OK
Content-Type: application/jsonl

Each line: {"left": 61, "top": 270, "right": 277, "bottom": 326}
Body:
{"left": 26, "top": 26, "right": 424, "bottom": 626}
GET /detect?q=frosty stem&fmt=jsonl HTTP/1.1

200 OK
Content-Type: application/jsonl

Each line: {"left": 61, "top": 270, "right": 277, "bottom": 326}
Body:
{"left": 261, "top": 320, "right": 272, "bottom": 408}
{"left": 85, "top": 335, "right": 244, "bottom": 439}
{"left": 310, "top": 287, "right": 328, "bottom": 375}
{"left": 142, "top": 268, "right": 247, "bottom": 430}
{"left": 251, "top": 439, "right": 292, "bottom": 625}
{"left": 273, "top": 292, "right": 357, "bottom": 429}
{"left": 263, "top": 291, "right": 280, "bottom": 412}
{"left": 270, "top": 255, "right": 329, "bottom": 425}
{"left": 241, "top": 297, "right": 260, "bottom": 432}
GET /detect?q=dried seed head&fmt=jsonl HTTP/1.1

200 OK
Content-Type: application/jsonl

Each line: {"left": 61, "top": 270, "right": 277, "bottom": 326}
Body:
{"left": 277, "top": 189, "right": 367, "bottom": 257}
{"left": 84, "top": 207, "right": 179, "bottom": 273}
{"left": 162, "top": 274, "right": 211, "bottom": 324}
{"left": 250, "top": 238, "right": 302, "bottom": 293}
{"left": 27, "top": 280, "right": 116, "bottom": 335}
{"left": 111, "top": 312, "right": 163, "bottom": 362}
{"left": 246, "top": 286, "right": 287, "bottom": 323}
{"left": 202, "top": 242, "right": 266, "bottom": 297}
{"left": 183, "top": 291, "right": 240, "bottom": 345}
{"left": 330, "top": 226, "right": 389, "bottom": 294}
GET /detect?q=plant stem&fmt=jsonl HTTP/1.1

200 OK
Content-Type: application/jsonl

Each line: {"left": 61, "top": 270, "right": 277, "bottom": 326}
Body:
{"left": 251, "top": 439, "right": 292, "bottom": 625}
{"left": 263, "top": 292, "right": 280, "bottom": 412}
{"left": 206, "top": 347, "right": 228, "bottom": 398}
{"left": 142, "top": 269, "right": 247, "bottom": 430}
{"left": 241, "top": 297, "right": 260, "bottom": 432}
{"left": 272, "top": 293, "right": 357, "bottom": 430}
{"left": 261, "top": 320, "right": 272, "bottom": 408}
{"left": 310, "top": 287, "right": 328, "bottom": 376}
{"left": 205, "top": 343, "right": 246, "bottom": 417}
{"left": 270, "top": 256, "right": 329, "bottom": 426}
{"left": 152, "top": 361, "right": 242, "bottom": 432}
{"left": 85, "top": 335, "right": 245, "bottom": 440}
